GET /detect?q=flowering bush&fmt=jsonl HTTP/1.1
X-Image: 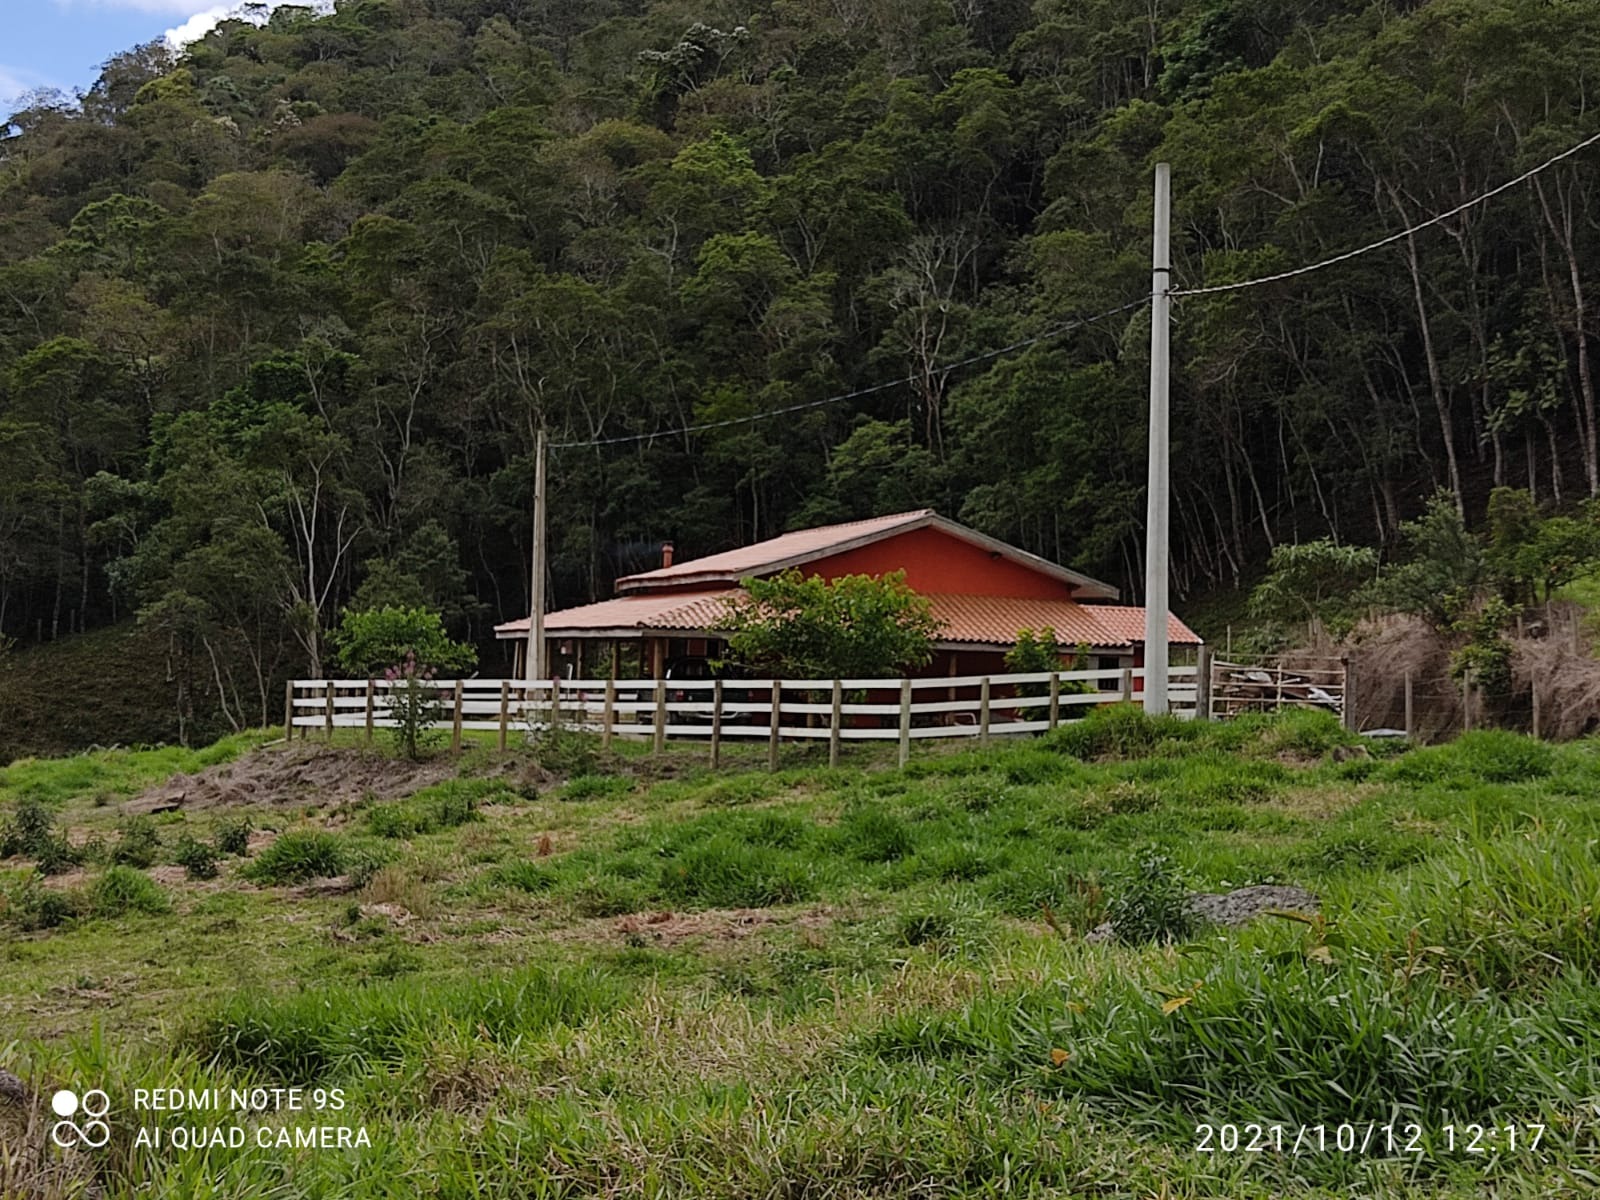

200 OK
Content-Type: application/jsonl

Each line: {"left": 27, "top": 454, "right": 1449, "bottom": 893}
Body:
{"left": 385, "top": 651, "right": 445, "bottom": 760}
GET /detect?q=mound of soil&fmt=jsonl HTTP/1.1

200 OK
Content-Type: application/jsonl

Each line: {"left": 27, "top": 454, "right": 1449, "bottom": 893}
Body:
{"left": 122, "top": 743, "right": 537, "bottom": 815}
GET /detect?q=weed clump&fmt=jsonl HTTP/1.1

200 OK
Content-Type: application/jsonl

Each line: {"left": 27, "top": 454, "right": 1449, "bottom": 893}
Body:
{"left": 1384, "top": 730, "right": 1555, "bottom": 786}
{"left": 173, "top": 833, "right": 220, "bottom": 880}
{"left": 367, "top": 780, "right": 485, "bottom": 838}
{"left": 0, "top": 798, "right": 80, "bottom": 874}
{"left": 111, "top": 817, "right": 161, "bottom": 868}
{"left": 1045, "top": 705, "right": 1200, "bottom": 761}
{"left": 214, "top": 817, "right": 251, "bottom": 857}
{"left": 0, "top": 870, "right": 81, "bottom": 930}
{"left": 244, "top": 832, "right": 346, "bottom": 885}
{"left": 88, "top": 865, "right": 171, "bottom": 917}
{"left": 561, "top": 774, "right": 633, "bottom": 803}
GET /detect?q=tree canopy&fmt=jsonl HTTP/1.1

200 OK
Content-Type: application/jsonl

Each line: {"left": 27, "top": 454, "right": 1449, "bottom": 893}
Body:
{"left": 6, "top": 0, "right": 1600, "bottom": 738}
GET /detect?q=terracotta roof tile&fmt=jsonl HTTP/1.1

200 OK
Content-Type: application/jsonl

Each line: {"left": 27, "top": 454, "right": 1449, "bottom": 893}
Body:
{"left": 496, "top": 589, "right": 1200, "bottom": 649}
{"left": 615, "top": 510, "right": 934, "bottom": 589}
{"left": 924, "top": 595, "right": 1201, "bottom": 648}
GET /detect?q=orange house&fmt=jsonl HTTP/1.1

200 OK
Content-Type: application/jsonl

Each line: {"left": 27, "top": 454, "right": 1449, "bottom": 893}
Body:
{"left": 495, "top": 509, "right": 1201, "bottom": 681}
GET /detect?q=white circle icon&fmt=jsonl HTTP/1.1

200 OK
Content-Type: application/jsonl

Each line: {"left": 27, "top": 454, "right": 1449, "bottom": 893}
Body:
{"left": 51, "top": 1090, "right": 78, "bottom": 1117}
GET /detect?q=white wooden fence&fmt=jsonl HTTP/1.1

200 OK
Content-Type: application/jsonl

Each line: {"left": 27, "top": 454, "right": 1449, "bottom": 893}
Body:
{"left": 286, "top": 666, "right": 1200, "bottom": 767}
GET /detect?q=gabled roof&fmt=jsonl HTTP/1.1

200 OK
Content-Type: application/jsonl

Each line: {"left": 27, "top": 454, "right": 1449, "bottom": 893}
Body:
{"left": 494, "top": 590, "right": 738, "bottom": 639}
{"left": 614, "top": 509, "right": 1120, "bottom": 600}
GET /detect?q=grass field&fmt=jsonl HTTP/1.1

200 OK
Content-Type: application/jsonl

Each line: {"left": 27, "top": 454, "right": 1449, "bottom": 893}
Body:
{"left": 3, "top": 709, "right": 1599, "bottom": 1197}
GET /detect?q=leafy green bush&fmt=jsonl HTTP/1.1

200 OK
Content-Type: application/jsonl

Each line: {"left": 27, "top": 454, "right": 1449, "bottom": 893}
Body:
{"left": 244, "top": 832, "right": 347, "bottom": 885}
{"left": 0, "top": 798, "right": 80, "bottom": 874}
{"left": 528, "top": 726, "right": 601, "bottom": 776}
{"left": 173, "top": 833, "right": 220, "bottom": 880}
{"left": 111, "top": 817, "right": 161, "bottom": 868}
{"left": 214, "top": 817, "right": 252, "bottom": 857}
{"left": 1102, "top": 850, "right": 1195, "bottom": 944}
{"left": 88, "top": 866, "right": 171, "bottom": 917}
{"left": 0, "top": 870, "right": 81, "bottom": 930}
{"left": 330, "top": 605, "right": 475, "bottom": 677}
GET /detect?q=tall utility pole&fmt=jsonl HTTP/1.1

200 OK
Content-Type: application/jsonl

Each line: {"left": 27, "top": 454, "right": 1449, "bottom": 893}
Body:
{"left": 526, "top": 425, "right": 547, "bottom": 685}
{"left": 1143, "top": 162, "right": 1172, "bottom": 715}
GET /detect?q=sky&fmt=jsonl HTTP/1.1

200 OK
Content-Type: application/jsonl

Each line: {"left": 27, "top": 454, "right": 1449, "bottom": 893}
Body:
{"left": 1, "top": 0, "right": 316, "bottom": 115}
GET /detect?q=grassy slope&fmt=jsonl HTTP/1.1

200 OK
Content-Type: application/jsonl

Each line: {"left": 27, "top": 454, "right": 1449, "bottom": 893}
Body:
{"left": 3, "top": 714, "right": 1598, "bottom": 1198}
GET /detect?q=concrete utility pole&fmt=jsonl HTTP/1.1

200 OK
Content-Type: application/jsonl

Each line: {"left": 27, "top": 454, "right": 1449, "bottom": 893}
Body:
{"left": 526, "top": 425, "right": 548, "bottom": 684}
{"left": 1143, "top": 162, "right": 1172, "bottom": 715}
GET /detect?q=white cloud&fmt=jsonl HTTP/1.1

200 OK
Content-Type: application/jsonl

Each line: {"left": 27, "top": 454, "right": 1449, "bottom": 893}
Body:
{"left": 161, "top": 0, "right": 335, "bottom": 47}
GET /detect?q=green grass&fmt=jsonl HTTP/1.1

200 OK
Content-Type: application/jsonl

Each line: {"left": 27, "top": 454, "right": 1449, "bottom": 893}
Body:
{"left": 5, "top": 708, "right": 1599, "bottom": 1198}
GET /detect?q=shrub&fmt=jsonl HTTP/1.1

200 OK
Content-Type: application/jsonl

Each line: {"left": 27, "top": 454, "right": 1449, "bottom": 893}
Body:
{"left": 88, "top": 866, "right": 171, "bottom": 917}
{"left": 214, "top": 817, "right": 252, "bottom": 857}
{"left": 0, "top": 871, "right": 80, "bottom": 930}
{"left": 331, "top": 605, "right": 475, "bottom": 677}
{"left": 173, "top": 833, "right": 220, "bottom": 880}
{"left": 383, "top": 654, "right": 446, "bottom": 761}
{"left": 244, "top": 832, "right": 347, "bottom": 885}
{"left": 1102, "top": 850, "right": 1196, "bottom": 944}
{"left": 111, "top": 817, "right": 161, "bottom": 868}
{"left": 1, "top": 797, "right": 58, "bottom": 858}
{"left": 528, "top": 726, "right": 600, "bottom": 776}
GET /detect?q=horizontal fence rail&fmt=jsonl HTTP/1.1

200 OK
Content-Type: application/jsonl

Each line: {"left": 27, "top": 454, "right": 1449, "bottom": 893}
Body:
{"left": 287, "top": 667, "right": 1201, "bottom": 765}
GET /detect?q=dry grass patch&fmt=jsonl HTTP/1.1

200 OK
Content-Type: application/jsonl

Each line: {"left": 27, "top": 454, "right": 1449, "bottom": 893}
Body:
{"left": 360, "top": 865, "right": 435, "bottom": 918}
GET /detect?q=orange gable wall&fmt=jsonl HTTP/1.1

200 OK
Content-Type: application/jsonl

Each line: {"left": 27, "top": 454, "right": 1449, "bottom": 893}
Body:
{"left": 800, "top": 527, "right": 1077, "bottom": 599}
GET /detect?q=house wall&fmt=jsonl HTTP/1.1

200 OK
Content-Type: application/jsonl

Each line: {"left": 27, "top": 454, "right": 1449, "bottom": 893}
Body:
{"left": 800, "top": 527, "right": 1078, "bottom": 599}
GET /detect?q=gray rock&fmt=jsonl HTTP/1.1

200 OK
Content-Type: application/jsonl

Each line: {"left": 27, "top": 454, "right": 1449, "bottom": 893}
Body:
{"left": 1085, "top": 884, "right": 1319, "bottom": 943}
{"left": 0, "top": 1068, "right": 27, "bottom": 1107}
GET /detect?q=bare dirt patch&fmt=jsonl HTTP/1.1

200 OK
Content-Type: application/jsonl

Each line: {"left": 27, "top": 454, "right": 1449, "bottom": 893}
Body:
{"left": 611, "top": 905, "right": 835, "bottom": 947}
{"left": 121, "top": 743, "right": 537, "bottom": 815}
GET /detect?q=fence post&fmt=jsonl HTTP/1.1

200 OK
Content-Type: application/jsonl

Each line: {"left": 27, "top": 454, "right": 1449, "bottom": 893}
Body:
{"left": 1404, "top": 669, "right": 1415, "bottom": 741}
{"left": 897, "top": 677, "right": 912, "bottom": 768}
{"left": 1119, "top": 667, "right": 1133, "bottom": 704}
{"left": 979, "top": 677, "right": 992, "bottom": 745}
{"left": 1197, "top": 646, "right": 1213, "bottom": 721}
{"left": 1462, "top": 668, "right": 1472, "bottom": 733}
{"left": 550, "top": 677, "right": 562, "bottom": 731}
{"left": 602, "top": 679, "right": 616, "bottom": 752}
{"left": 1531, "top": 676, "right": 1542, "bottom": 740}
{"left": 1340, "top": 655, "right": 1356, "bottom": 733}
{"left": 1048, "top": 672, "right": 1061, "bottom": 730}
{"left": 768, "top": 680, "right": 781, "bottom": 771}
{"left": 653, "top": 679, "right": 667, "bottom": 756}
{"left": 365, "top": 679, "right": 376, "bottom": 744}
{"left": 829, "top": 679, "right": 843, "bottom": 768}
{"left": 451, "top": 679, "right": 464, "bottom": 754}
{"left": 1275, "top": 660, "right": 1284, "bottom": 714}
{"left": 710, "top": 678, "right": 723, "bottom": 768}
{"left": 324, "top": 681, "right": 335, "bottom": 740}
{"left": 497, "top": 680, "right": 510, "bottom": 751}
{"left": 283, "top": 680, "right": 294, "bottom": 739}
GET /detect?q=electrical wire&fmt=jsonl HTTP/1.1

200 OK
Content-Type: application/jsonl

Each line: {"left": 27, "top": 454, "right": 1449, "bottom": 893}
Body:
{"left": 1169, "top": 127, "right": 1600, "bottom": 298}
{"left": 550, "top": 296, "right": 1149, "bottom": 449}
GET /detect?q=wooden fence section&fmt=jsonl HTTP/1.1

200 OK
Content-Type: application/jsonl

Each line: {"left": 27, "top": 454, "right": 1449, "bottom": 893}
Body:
{"left": 287, "top": 666, "right": 1201, "bottom": 763}
{"left": 1207, "top": 656, "right": 1351, "bottom": 728}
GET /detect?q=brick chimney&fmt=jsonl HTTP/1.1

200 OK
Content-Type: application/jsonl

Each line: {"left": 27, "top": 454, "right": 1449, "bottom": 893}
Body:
{"left": 661, "top": 541, "right": 675, "bottom": 568}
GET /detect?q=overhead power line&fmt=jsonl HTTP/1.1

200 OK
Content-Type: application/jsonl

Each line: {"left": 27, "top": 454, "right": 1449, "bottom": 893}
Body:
{"left": 1169, "top": 126, "right": 1600, "bottom": 298}
{"left": 551, "top": 296, "right": 1149, "bottom": 450}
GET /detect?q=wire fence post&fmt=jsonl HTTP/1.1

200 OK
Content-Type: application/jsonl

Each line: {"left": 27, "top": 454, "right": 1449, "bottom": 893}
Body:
{"left": 829, "top": 679, "right": 843, "bottom": 768}
{"left": 1404, "top": 669, "right": 1415, "bottom": 741}
{"left": 1531, "top": 675, "right": 1542, "bottom": 740}
{"left": 1462, "top": 668, "right": 1472, "bottom": 733}
{"left": 768, "top": 680, "right": 782, "bottom": 771}
{"left": 1340, "top": 655, "right": 1355, "bottom": 733}
{"left": 897, "top": 678, "right": 912, "bottom": 768}
{"left": 710, "top": 679, "right": 723, "bottom": 768}
{"left": 1197, "top": 646, "right": 1213, "bottom": 721}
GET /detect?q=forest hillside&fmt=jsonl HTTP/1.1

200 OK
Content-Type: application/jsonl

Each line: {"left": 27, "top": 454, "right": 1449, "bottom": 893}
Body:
{"left": 4, "top": 0, "right": 1600, "bottom": 750}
